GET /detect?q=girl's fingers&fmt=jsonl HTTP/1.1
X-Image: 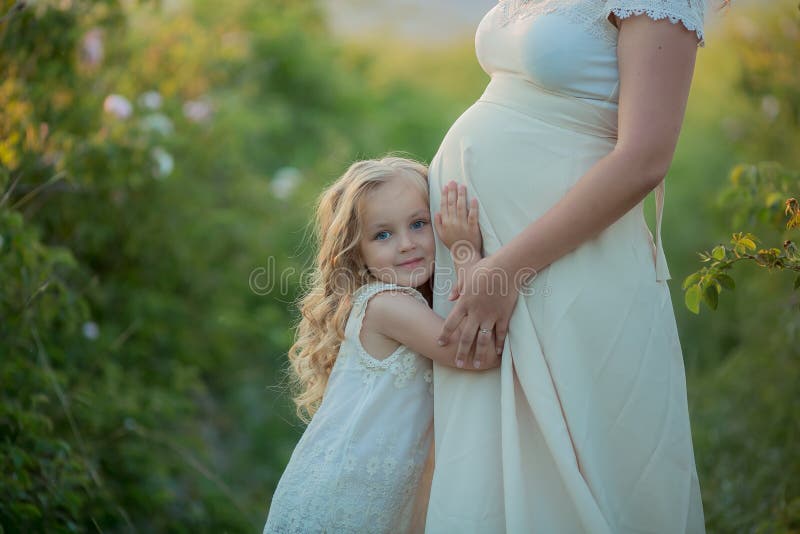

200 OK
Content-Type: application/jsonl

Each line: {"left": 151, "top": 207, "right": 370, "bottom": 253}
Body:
{"left": 457, "top": 184, "right": 466, "bottom": 219}
{"left": 439, "top": 184, "right": 448, "bottom": 220}
{"left": 447, "top": 182, "right": 457, "bottom": 216}
{"left": 468, "top": 198, "right": 479, "bottom": 227}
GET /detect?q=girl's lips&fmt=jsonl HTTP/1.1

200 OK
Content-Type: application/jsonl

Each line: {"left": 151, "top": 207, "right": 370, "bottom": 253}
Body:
{"left": 399, "top": 258, "right": 424, "bottom": 268}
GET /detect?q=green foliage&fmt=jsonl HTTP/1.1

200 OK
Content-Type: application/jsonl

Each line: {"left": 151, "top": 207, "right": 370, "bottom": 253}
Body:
{"left": 1, "top": 0, "right": 467, "bottom": 530}
{"left": 678, "top": 4, "right": 800, "bottom": 533}
{"left": 718, "top": 1, "right": 800, "bottom": 169}
{"left": 681, "top": 163, "right": 799, "bottom": 314}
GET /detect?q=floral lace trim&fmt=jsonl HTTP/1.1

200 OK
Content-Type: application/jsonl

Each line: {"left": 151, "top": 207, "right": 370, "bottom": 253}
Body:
{"left": 360, "top": 350, "right": 420, "bottom": 388}
{"left": 609, "top": 7, "right": 704, "bottom": 46}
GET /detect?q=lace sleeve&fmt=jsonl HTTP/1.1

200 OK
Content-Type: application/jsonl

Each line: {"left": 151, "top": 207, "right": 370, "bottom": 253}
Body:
{"left": 605, "top": 0, "right": 706, "bottom": 47}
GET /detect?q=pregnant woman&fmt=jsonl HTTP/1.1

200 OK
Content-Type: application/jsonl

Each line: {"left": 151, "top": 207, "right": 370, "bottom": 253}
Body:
{"left": 426, "top": 0, "right": 708, "bottom": 532}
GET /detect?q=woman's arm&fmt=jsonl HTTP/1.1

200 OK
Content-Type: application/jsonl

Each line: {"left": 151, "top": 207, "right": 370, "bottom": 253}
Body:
{"left": 438, "top": 14, "right": 701, "bottom": 367}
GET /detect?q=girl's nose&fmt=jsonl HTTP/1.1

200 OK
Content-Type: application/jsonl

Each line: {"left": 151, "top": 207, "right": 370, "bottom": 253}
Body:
{"left": 398, "top": 233, "right": 416, "bottom": 251}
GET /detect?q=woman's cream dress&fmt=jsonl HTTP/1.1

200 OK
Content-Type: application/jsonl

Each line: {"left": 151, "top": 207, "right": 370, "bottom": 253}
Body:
{"left": 426, "top": 1, "right": 706, "bottom": 532}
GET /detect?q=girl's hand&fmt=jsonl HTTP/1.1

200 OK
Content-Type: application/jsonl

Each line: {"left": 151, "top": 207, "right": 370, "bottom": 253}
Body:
{"left": 434, "top": 181, "right": 482, "bottom": 255}
{"left": 434, "top": 181, "right": 483, "bottom": 301}
{"left": 437, "top": 256, "right": 520, "bottom": 369}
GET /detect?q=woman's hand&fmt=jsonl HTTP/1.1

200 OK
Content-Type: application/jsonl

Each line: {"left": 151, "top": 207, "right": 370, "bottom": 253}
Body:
{"left": 437, "top": 255, "right": 520, "bottom": 369}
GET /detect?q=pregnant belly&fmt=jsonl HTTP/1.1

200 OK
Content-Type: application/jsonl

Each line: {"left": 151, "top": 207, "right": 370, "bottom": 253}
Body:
{"left": 428, "top": 97, "right": 657, "bottom": 287}
{"left": 430, "top": 99, "right": 616, "bottom": 226}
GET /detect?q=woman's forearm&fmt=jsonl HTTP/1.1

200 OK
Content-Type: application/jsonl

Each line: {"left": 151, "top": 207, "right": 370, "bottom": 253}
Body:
{"left": 488, "top": 146, "right": 668, "bottom": 281}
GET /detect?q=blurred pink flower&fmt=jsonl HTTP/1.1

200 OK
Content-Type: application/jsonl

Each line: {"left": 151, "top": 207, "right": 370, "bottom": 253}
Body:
{"left": 103, "top": 94, "right": 132, "bottom": 119}
{"left": 183, "top": 100, "right": 212, "bottom": 123}
{"left": 81, "top": 28, "right": 104, "bottom": 67}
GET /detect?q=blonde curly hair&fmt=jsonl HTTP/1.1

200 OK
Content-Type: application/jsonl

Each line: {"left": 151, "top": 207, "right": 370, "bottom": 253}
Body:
{"left": 288, "top": 155, "right": 430, "bottom": 422}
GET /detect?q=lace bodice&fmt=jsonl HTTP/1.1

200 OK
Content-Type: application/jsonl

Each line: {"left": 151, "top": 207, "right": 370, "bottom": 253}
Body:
{"left": 264, "top": 281, "right": 434, "bottom": 534}
{"left": 478, "top": 0, "right": 705, "bottom": 105}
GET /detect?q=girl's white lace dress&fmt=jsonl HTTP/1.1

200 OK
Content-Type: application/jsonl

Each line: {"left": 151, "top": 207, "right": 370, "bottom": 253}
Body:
{"left": 426, "top": 1, "right": 706, "bottom": 532}
{"left": 263, "top": 281, "right": 434, "bottom": 534}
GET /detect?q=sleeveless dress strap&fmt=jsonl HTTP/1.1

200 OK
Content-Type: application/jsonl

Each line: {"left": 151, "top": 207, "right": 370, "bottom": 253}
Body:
{"left": 352, "top": 281, "right": 429, "bottom": 317}
{"left": 348, "top": 281, "right": 430, "bottom": 372}
{"left": 653, "top": 178, "right": 671, "bottom": 283}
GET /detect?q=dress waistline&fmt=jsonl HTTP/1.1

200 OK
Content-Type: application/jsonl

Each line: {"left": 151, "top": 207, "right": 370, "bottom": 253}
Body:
{"left": 478, "top": 74, "right": 619, "bottom": 140}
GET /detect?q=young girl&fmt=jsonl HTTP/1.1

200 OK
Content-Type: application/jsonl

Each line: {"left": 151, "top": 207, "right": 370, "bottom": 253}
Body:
{"left": 263, "top": 156, "right": 498, "bottom": 534}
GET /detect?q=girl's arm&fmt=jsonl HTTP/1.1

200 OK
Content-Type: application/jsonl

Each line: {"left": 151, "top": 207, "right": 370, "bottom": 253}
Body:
{"left": 364, "top": 290, "right": 498, "bottom": 370}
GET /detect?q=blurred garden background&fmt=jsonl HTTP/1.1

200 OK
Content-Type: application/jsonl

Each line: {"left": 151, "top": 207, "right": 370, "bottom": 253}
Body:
{"left": 1, "top": 0, "right": 798, "bottom": 531}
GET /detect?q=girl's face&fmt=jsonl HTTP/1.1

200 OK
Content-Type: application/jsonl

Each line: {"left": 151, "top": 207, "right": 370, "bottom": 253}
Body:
{"left": 359, "top": 177, "right": 435, "bottom": 289}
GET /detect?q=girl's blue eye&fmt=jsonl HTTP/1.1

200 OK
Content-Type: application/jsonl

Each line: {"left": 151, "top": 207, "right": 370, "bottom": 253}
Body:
{"left": 374, "top": 220, "right": 427, "bottom": 241}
